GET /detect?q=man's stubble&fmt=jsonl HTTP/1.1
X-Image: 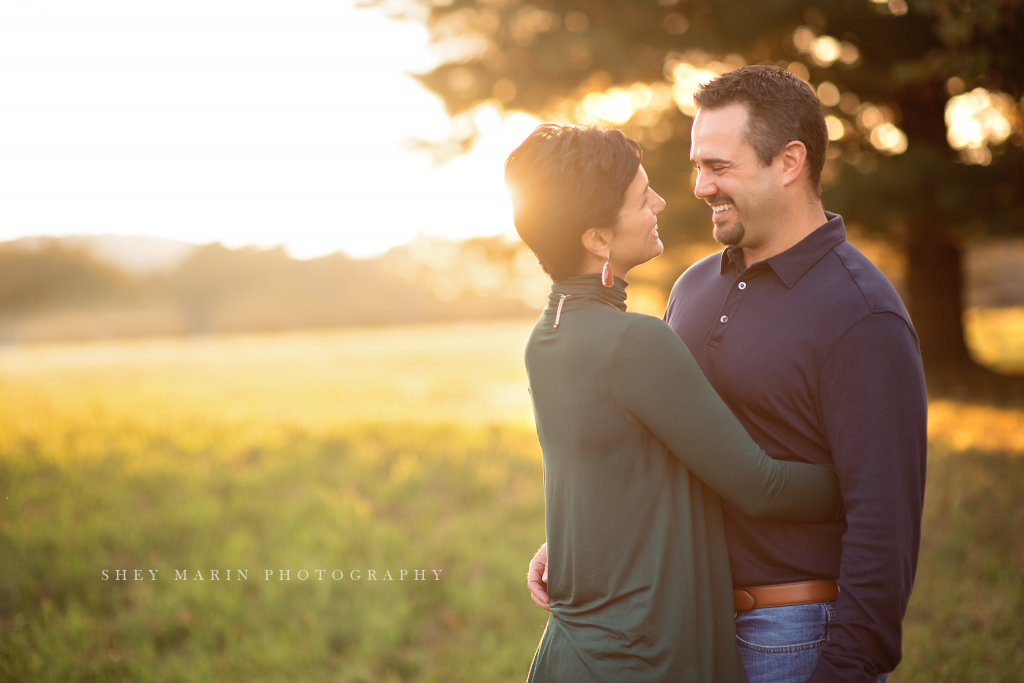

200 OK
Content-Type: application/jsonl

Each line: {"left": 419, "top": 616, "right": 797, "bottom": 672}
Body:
{"left": 713, "top": 218, "right": 745, "bottom": 247}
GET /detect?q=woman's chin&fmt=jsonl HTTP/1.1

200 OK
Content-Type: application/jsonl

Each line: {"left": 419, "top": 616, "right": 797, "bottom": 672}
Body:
{"left": 649, "top": 239, "right": 665, "bottom": 260}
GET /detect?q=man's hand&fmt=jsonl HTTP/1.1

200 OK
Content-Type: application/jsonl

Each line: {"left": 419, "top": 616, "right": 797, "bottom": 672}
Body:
{"left": 527, "top": 542, "right": 550, "bottom": 612}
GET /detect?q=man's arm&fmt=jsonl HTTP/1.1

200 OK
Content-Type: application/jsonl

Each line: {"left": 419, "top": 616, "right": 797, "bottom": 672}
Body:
{"left": 527, "top": 543, "right": 550, "bottom": 612}
{"left": 810, "top": 312, "right": 928, "bottom": 683}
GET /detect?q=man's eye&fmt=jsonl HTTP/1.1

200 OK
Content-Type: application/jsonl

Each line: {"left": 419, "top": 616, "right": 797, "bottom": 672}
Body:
{"left": 712, "top": 166, "right": 725, "bottom": 173}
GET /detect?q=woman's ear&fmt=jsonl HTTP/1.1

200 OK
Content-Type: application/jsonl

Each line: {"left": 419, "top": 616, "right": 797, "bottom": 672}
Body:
{"left": 580, "top": 227, "right": 613, "bottom": 260}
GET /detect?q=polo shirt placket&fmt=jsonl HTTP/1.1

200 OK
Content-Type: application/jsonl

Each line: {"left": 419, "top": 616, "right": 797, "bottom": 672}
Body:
{"left": 707, "top": 260, "right": 768, "bottom": 349}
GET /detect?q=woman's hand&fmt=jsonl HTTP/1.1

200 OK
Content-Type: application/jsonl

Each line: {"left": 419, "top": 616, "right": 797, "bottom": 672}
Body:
{"left": 527, "top": 543, "right": 551, "bottom": 612}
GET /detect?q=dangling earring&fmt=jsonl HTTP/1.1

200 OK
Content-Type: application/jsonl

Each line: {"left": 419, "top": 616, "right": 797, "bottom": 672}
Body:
{"left": 601, "top": 253, "right": 613, "bottom": 287}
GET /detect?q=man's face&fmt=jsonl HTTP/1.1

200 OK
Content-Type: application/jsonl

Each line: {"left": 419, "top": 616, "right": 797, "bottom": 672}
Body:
{"left": 689, "top": 104, "right": 782, "bottom": 251}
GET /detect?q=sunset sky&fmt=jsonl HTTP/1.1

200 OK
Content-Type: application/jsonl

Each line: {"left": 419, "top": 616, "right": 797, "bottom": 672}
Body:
{"left": 0, "top": 0, "right": 540, "bottom": 258}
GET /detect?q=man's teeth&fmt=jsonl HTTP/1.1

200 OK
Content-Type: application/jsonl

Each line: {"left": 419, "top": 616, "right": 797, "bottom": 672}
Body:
{"left": 712, "top": 203, "right": 735, "bottom": 214}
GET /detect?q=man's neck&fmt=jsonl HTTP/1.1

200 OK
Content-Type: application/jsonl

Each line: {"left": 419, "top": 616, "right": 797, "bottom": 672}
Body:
{"left": 741, "top": 202, "right": 828, "bottom": 268}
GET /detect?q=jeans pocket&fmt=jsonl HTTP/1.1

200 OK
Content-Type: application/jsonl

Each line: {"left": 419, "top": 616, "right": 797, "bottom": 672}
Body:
{"left": 735, "top": 634, "right": 827, "bottom": 654}
{"left": 735, "top": 602, "right": 831, "bottom": 654}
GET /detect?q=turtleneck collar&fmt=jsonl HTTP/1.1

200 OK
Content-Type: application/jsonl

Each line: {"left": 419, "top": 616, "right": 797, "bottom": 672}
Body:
{"left": 548, "top": 273, "right": 628, "bottom": 312}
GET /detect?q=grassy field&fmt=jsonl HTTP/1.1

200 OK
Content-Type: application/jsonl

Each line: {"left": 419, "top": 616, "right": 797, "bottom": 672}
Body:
{"left": 1, "top": 313, "right": 1023, "bottom": 682}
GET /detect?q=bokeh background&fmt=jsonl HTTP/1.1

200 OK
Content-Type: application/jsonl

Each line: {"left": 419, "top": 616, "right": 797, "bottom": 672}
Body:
{"left": 1, "top": 0, "right": 1022, "bottom": 681}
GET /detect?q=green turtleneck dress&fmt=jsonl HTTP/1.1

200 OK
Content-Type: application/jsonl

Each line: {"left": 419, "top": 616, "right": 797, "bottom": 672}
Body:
{"left": 524, "top": 274, "right": 842, "bottom": 683}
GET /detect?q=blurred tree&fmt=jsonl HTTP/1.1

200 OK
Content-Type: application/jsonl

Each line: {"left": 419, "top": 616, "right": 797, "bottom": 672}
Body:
{"left": 0, "top": 242, "right": 138, "bottom": 314}
{"left": 367, "top": 0, "right": 1024, "bottom": 395}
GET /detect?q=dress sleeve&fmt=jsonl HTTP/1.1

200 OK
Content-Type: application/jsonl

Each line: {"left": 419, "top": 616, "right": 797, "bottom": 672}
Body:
{"left": 611, "top": 316, "right": 842, "bottom": 522}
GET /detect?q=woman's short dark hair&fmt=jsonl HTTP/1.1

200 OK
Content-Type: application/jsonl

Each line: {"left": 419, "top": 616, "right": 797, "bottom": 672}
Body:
{"left": 694, "top": 65, "right": 828, "bottom": 197}
{"left": 504, "top": 124, "right": 641, "bottom": 281}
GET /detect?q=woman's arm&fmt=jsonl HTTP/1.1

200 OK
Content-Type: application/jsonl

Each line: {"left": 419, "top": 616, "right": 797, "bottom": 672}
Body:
{"left": 611, "top": 316, "right": 842, "bottom": 521}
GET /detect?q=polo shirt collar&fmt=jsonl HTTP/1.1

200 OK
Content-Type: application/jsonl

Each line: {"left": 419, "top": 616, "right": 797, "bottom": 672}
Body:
{"left": 718, "top": 212, "right": 847, "bottom": 288}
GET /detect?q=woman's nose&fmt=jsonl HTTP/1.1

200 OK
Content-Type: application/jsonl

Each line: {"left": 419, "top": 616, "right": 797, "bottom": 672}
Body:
{"left": 655, "top": 193, "right": 667, "bottom": 213}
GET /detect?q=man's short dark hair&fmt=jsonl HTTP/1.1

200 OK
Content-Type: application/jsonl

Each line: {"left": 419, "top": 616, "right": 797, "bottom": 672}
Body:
{"left": 504, "top": 124, "right": 641, "bottom": 281}
{"left": 694, "top": 65, "right": 828, "bottom": 196}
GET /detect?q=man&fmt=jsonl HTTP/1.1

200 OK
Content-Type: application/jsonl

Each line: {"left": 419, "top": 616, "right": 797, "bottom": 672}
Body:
{"left": 527, "top": 65, "right": 927, "bottom": 683}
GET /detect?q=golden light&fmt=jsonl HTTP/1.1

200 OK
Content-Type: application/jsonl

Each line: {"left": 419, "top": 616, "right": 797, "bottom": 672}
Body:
{"left": 564, "top": 11, "right": 589, "bottom": 32}
{"left": 492, "top": 79, "right": 516, "bottom": 103}
{"left": 857, "top": 104, "right": 885, "bottom": 130}
{"left": 811, "top": 36, "right": 842, "bottom": 67}
{"left": 649, "top": 82, "right": 674, "bottom": 110}
{"left": 869, "top": 123, "right": 908, "bottom": 154}
{"left": 945, "top": 76, "right": 966, "bottom": 96}
{"left": 825, "top": 115, "right": 845, "bottom": 141}
{"left": 571, "top": 80, "right": 675, "bottom": 127}
{"left": 787, "top": 61, "right": 810, "bottom": 82}
{"left": 665, "top": 13, "right": 689, "bottom": 35}
{"left": 839, "top": 42, "right": 860, "bottom": 65}
{"left": 629, "top": 82, "right": 653, "bottom": 109}
{"left": 724, "top": 54, "right": 748, "bottom": 69}
{"left": 603, "top": 88, "right": 634, "bottom": 123}
{"left": 510, "top": 5, "right": 557, "bottom": 43}
{"left": 448, "top": 67, "right": 477, "bottom": 93}
{"left": 945, "top": 87, "right": 1018, "bottom": 165}
{"left": 888, "top": 0, "right": 908, "bottom": 15}
{"left": 817, "top": 81, "right": 841, "bottom": 107}
{"left": 793, "top": 26, "right": 816, "bottom": 53}
{"left": 671, "top": 63, "right": 718, "bottom": 116}
{"left": 960, "top": 146, "right": 993, "bottom": 165}
{"left": 581, "top": 88, "right": 635, "bottom": 124}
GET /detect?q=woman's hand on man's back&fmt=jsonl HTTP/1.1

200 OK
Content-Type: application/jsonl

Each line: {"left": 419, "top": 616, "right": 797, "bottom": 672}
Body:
{"left": 528, "top": 543, "right": 551, "bottom": 612}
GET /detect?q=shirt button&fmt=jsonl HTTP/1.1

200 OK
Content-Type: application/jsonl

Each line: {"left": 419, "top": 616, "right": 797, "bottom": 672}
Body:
{"left": 720, "top": 315, "right": 729, "bottom": 323}
{"left": 738, "top": 282, "right": 747, "bottom": 290}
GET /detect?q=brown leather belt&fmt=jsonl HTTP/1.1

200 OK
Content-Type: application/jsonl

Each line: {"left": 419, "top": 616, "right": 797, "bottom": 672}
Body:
{"left": 733, "top": 579, "right": 839, "bottom": 612}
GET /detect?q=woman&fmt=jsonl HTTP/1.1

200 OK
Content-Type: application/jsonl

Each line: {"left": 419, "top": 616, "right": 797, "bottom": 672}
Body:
{"left": 505, "top": 123, "right": 842, "bottom": 682}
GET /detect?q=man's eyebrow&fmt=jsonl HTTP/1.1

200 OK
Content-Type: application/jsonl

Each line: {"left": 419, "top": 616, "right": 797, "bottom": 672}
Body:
{"left": 693, "top": 156, "right": 732, "bottom": 166}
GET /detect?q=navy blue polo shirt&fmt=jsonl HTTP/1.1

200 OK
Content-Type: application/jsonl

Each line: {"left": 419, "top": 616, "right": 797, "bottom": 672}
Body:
{"left": 664, "top": 213, "right": 927, "bottom": 683}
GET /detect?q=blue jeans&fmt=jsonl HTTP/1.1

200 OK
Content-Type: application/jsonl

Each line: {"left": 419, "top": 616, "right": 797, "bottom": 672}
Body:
{"left": 735, "top": 601, "right": 889, "bottom": 683}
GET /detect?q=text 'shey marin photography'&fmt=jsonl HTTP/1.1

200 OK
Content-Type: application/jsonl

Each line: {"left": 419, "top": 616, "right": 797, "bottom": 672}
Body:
{"left": 101, "top": 569, "right": 444, "bottom": 581}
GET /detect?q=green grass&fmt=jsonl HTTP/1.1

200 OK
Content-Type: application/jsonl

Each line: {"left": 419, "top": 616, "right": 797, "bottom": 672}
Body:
{"left": 893, "top": 447, "right": 1024, "bottom": 682}
{"left": 1, "top": 423, "right": 548, "bottom": 682}
{"left": 1, "top": 318, "right": 1022, "bottom": 681}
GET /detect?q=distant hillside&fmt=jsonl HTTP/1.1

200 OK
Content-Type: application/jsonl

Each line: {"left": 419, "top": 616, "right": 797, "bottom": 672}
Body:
{"left": 0, "top": 233, "right": 1020, "bottom": 343}
{"left": 5, "top": 235, "right": 200, "bottom": 276}
{"left": 0, "top": 236, "right": 547, "bottom": 343}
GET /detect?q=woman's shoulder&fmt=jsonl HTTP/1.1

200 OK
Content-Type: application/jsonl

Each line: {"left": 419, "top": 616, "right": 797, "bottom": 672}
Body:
{"left": 525, "top": 307, "right": 681, "bottom": 360}
{"left": 611, "top": 311, "right": 698, "bottom": 370}
{"left": 618, "top": 311, "right": 680, "bottom": 341}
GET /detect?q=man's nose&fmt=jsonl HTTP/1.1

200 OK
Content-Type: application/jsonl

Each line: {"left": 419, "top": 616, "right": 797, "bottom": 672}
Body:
{"left": 693, "top": 171, "right": 714, "bottom": 199}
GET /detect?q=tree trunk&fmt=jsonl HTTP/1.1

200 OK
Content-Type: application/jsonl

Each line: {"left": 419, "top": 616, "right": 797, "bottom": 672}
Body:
{"left": 905, "top": 215, "right": 974, "bottom": 376}
{"left": 905, "top": 214, "right": 1024, "bottom": 402}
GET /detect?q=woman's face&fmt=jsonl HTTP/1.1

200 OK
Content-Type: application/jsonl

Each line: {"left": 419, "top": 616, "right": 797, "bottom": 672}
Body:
{"left": 609, "top": 164, "right": 666, "bottom": 274}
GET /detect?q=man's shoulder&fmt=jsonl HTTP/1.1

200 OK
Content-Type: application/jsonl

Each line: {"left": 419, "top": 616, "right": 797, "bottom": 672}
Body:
{"left": 826, "top": 241, "right": 909, "bottom": 320}
{"left": 676, "top": 250, "right": 726, "bottom": 284}
{"left": 668, "top": 249, "right": 726, "bottom": 300}
{"left": 665, "top": 250, "right": 726, "bottom": 325}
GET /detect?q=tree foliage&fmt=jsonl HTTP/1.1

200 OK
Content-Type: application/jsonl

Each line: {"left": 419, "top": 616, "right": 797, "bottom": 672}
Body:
{"left": 369, "top": 0, "right": 1024, "bottom": 390}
